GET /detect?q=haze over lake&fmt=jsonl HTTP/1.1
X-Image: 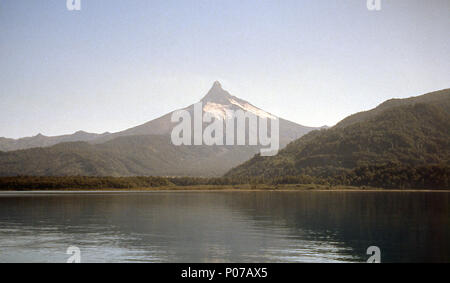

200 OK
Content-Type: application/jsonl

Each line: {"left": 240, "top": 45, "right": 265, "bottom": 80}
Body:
{"left": 0, "top": 191, "right": 448, "bottom": 263}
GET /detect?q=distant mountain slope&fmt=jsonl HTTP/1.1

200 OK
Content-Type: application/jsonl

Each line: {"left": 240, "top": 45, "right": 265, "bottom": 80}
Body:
{"left": 0, "top": 82, "right": 318, "bottom": 177}
{"left": 0, "top": 131, "right": 110, "bottom": 152}
{"left": 226, "top": 89, "right": 450, "bottom": 182}
{"left": 0, "top": 135, "right": 261, "bottom": 177}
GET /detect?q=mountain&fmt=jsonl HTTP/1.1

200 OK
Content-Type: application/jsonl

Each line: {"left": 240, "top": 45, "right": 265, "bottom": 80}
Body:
{"left": 0, "top": 82, "right": 315, "bottom": 149}
{"left": 0, "top": 82, "right": 318, "bottom": 177}
{"left": 225, "top": 89, "right": 450, "bottom": 188}
{"left": 92, "top": 81, "right": 316, "bottom": 145}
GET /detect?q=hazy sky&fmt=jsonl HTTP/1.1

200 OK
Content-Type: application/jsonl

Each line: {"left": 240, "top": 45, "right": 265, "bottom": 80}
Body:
{"left": 0, "top": 0, "right": 449, "bottom": 138}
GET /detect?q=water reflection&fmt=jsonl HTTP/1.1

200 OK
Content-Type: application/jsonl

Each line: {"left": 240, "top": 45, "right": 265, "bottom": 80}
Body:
{"left": 0, "top": 191, "right": 448, "bottom": 262}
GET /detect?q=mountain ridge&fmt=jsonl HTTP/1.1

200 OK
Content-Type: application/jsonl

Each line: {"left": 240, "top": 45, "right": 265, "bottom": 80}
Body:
{"left": 335, "top": 88, "right": 450, "bottom": 128}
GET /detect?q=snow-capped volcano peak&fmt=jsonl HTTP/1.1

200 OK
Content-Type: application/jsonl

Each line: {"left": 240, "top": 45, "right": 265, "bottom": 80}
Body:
{"left": 201, "top": 81, "right": 276, "bottom": 119}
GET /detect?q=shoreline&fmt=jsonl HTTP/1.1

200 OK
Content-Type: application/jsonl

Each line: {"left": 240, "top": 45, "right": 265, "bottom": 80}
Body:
{"left": 0, "top": 184, "right": 448, "bottom": 193}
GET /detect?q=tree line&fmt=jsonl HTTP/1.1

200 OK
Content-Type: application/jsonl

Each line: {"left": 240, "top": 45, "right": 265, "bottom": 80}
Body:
{"left": 0, "top": 163, "right": 448, "bottom": 190}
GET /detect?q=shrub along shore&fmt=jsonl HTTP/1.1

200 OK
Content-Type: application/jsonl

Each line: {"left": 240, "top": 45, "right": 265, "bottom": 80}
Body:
{"left": 0, "top": 168, "right": 448, "bottom": 192}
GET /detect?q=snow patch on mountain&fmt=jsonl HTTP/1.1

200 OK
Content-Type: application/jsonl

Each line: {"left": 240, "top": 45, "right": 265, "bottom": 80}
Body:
{"left": 229, "top": 98, "right": 276, "bottom": 119}
{"left": 203, "top": 99, "right": 277, "bottom": 120}
{"left": 203, "top": 102, "right": 233, "bottom": 119}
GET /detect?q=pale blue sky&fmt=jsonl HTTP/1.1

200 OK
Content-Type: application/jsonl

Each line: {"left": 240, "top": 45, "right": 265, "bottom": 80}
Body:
{"left": 0, "top": 0, "right": 449, "bottom": 138}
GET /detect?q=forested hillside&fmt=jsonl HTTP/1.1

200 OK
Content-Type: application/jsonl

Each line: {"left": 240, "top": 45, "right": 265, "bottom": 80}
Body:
{"left": 226, "top": 89, "right": 450, "bottom": 189}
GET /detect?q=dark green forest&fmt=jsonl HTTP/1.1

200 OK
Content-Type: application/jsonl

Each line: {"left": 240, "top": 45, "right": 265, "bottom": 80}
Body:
{"left": 0, "top": 163, "right": 448, "bottom": 190}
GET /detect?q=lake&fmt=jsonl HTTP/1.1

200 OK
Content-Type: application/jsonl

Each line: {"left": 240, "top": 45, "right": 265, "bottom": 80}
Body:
{"left": 0, "top": 191, "right": 448, "bottom": 263}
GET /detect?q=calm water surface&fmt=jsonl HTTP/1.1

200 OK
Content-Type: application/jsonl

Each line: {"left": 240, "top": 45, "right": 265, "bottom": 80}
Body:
{"left": 0, "top": 191, "right": 448, "bottom": 263}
